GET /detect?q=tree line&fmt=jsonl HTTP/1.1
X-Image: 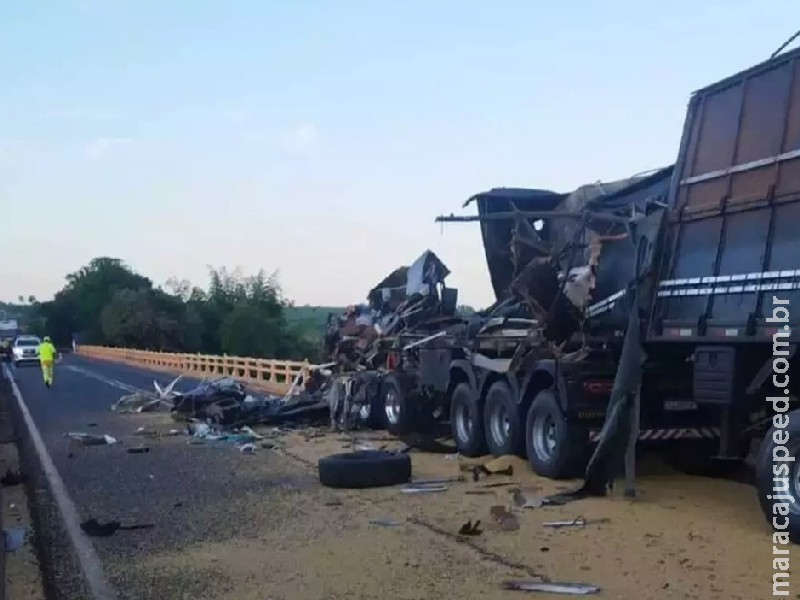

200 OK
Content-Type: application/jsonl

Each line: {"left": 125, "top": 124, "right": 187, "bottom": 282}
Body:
{"left": 22, "top": 257, "right": 319, "bottom": 361}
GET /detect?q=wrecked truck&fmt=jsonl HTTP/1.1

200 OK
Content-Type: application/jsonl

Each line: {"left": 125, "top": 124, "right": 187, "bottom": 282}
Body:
{"left": 431, "top": 46, "right": 800, "bottom": 540}
{"left": 321, "top": 250, "right": 466, "bottom": 432}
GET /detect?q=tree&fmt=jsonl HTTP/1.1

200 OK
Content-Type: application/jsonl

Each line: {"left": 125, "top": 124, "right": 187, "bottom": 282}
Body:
{"left": 29, "top": 258, "right": 316, "bottom": 359}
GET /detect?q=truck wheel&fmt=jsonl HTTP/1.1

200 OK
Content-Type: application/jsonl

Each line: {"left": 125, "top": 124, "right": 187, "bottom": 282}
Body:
{"left": 318, "top": 450, "right": 412, "bottom": 489}
{"left": 756, "top": 415, "right": 800, "bottom": 543}
{"left": 483, "top": 380, "right": 524, "bottom": 457}
{"left": 358, "top": 387, "right": 386, "bottom": 430}
{"left": 382, "top": 373, "right": 414, "bottom": 436}
{"left": 525, "top": 389, "right": 588, "bottom": 479}
{"left": 450, "top": 382, "right": 486, "bottom": 457}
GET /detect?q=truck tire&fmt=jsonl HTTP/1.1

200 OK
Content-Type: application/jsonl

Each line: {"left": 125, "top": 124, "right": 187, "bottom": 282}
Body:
{"left": 358, "top": 386, "right": 386, "bottom": 430}
{"left": 382, "top": 373, "right": 415, "bottom": 436}
{"left": 525, "top": 389, "right": 588, "bottom": 479}
{"left": 756, "top": 414, "right": 800, "bottom": 543}
{"left": 318, "top": 450, "right": 412, "bottom": 489}
{"left": 450, "top": 382, "right": 486, "bottom": 457}
{"left": 483, "top": 380, "right": 524, "bottom": 457}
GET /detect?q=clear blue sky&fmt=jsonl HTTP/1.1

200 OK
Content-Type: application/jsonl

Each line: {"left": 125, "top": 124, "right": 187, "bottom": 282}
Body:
{"left": 1, "top": 0, "right": 797, "bottom": 308}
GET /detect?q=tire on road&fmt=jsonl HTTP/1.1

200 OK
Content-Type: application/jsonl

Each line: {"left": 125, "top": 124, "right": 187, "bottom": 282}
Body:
{"left": 318, "top": 450, "right": 412, "bottom": 489}
{"left": 756, "top": 411, "right": 800, "bottom": 543}
{"left": 525, "top": 389, "right": 588, "bottom": 479}
{"left": 483, "top": 380, "right": 524, "bottom": 457}
{"left": 450, "top": 382, "right": 486, "bottom": 457}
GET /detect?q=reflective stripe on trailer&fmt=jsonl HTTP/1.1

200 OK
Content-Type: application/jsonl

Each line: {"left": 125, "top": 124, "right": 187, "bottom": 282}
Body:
{"left": 588, "top": 427, "right": 721, "bottom": 442}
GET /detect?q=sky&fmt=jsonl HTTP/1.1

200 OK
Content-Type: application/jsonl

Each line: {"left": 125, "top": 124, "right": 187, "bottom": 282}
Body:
{"left": 1, "top": 0, "right": 798, "bottom": 309}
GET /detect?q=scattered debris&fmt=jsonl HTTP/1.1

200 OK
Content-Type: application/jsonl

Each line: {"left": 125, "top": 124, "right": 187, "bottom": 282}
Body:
{"left": 370, "top": 518, "right": 403, "bottom": 527}
{"left": 80, "top": 518, "right": 155, "bottom": 538}
{"left": 501, "top": 580, "right": 600, "bottom": 595}
{"left": 513, "top": 489, "right": 568, "bottom": 507}
{"left": 543, "top": 516, "right": 611, "bottom": 529}
{"left": 458, "top": 520, "right": 483, "bottom": 536}
{"left": 411, "top": 476, "right": 464, "bottom": 486}
{"left": 490, "top": 505, "right": 520, "bottom": 531}
{"left": 4, "top": 526, "right": 27, "bottom": 552}
{"left": 402, "top": 485, "right": 448, "bottom": 494}
{"left": 238, "top": 443, "right": 256, "bottom": 454}
{"left": 66, "top": 432, "right": 117, "bottom": 446}
{"left": 1, "top": 469, "right": 26, "bottom": 487}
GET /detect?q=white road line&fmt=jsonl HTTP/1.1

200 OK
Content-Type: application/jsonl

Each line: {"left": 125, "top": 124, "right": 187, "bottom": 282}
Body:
{"left": 65, "top": 365, "right": 141, "bottom": 393}
{"left": 2, "top": 365, "right": 120, "bottom": 600}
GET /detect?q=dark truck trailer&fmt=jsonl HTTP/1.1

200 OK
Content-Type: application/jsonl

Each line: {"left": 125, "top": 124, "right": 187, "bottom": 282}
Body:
{"left": 641, "top": 47, "right": 800, "bottom": 539}
{"left": 424, "top": 47, "right": 800, "bottom": 532}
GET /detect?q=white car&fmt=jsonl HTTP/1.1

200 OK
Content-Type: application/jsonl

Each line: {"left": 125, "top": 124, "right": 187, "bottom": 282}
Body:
{"left": 12, "top": 335, "right": 41, "bottom": 367}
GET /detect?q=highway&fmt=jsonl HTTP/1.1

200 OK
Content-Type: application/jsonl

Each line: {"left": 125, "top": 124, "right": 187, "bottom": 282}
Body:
{"left": 2, "top": 354, "right": 777, "bottom": 600}
{"left": 5, "top": 354, "right": 308, "bottom": 600}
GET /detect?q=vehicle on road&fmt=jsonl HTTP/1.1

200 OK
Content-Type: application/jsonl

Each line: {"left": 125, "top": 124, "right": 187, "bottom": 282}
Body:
{"left": 12, "top": 335, "right": 42, "bottom": 367}
{"left": 398, "top": 46, "right": 800, "bottom": 543}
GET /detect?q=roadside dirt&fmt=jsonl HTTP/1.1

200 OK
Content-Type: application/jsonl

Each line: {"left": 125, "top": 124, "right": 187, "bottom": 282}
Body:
{"left": 0, "top": 437, "right": 46, "bottom": 600}
{"left": 114, "top": 416, "right": 795, "bottom": 600}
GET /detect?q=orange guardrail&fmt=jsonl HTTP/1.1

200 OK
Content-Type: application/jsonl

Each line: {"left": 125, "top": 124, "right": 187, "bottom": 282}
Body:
{"left": 75, "top": 345, "right": 315, "bottom": 395}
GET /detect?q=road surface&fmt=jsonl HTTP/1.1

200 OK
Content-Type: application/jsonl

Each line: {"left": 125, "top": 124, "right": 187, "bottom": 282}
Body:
{"left": 4, "top": 354, "right": 779, "bottom": 600}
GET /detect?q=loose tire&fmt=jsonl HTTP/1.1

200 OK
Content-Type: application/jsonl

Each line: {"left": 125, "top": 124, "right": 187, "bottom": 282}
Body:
{"left": 483, "top": 380, "right": 524, "bottom": 457}
{"left": 318, "top": 450, "right": 412, "bottom": 489}
{"left": 450, "top": 382, "right": 486, "bottom": 457}
{"left": 756, "top": 412, "right": 800, "bottom": 543}
{"left": 525, "top": 389, "right": 588, "bottom": 479}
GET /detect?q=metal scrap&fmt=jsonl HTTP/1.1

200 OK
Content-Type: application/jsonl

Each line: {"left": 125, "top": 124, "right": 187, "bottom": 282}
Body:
{"left": 502, "top": 580, "right": 600, "bottom": 595}
{"left": 543, "top": 516, "right": 610, "bottom": 529}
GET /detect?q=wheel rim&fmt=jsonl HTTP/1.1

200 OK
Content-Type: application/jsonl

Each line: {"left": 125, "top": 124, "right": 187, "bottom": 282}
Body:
{"left": 532, "top": 413, "right": 557, "bottom": 461}
{"left": 454, "top": 402, "right": 473, "bottom": 443}
{"left": 384, "top": 388, "right": 401, "bottom": 426}
{"left": 489, "top": 403, "right": 510, "bottom": 447}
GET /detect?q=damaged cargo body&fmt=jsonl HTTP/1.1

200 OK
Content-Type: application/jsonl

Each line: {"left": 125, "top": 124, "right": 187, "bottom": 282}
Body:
{"left": 322, "top": 250, "right": 468, "bottom": 431}
{"left": 432, "top": 170, "right": 693, "bottom": 479}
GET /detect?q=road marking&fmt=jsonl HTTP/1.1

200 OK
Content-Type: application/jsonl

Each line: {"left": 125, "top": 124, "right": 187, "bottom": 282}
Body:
{"left": 65, "top": 365, "right": 141, "bottom": 393}
{"left": 2, "top": 365, "right": 120, "bottom": 600}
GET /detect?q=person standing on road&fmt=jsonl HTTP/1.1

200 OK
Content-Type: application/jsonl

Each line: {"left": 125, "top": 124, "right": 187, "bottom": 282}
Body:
{"left": 38, "top": 336, "right": 57, "bottom": 388}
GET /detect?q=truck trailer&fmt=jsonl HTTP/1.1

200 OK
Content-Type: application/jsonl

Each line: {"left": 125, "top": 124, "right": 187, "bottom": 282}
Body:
{"left": 400, "top": 46, "right": 800, "bottom": 540}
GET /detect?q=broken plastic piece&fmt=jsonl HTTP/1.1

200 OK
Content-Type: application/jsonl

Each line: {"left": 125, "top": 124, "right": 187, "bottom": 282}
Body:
{"left": 239, "top": 443, "right": 256, "bottom": 454}
{"left": 501, "top": 580, "right": 600, "bottom": 594}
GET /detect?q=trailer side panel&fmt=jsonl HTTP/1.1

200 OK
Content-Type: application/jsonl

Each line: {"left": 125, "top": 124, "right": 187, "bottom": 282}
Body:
{"left": 652, "top": 49, "right": 800, "bottom": 341}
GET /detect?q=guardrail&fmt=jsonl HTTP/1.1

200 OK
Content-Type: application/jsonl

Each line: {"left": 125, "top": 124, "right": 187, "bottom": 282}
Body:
{"left": 75, "top": 345, "right": 315, "bottom": 395}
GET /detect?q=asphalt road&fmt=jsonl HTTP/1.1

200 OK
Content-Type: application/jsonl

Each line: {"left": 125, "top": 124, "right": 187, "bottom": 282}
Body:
{"left": 8, "top": 354, "right": 297, "bottom": 600}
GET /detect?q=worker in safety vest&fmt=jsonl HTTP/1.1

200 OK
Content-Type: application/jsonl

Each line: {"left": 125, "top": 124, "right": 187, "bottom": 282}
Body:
{"left": 38, "top": 336, "right": 57, "bottom": 388}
